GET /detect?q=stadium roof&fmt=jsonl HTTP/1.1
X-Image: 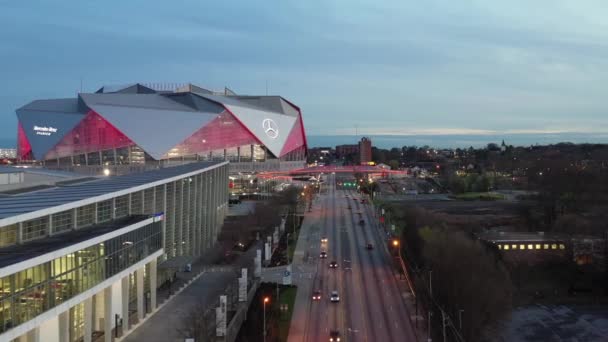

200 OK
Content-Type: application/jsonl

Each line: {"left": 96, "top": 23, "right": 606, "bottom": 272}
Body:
{"left": 0, "top": 161, "right": 226, "bottom": 225}
{"left": 16, "top": 84, "right": 307, "bottom": 161}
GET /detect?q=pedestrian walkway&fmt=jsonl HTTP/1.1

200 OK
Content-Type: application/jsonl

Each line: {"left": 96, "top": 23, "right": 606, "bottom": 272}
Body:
{"left": 117, "top": 244, "right": 259, "bottom": 342}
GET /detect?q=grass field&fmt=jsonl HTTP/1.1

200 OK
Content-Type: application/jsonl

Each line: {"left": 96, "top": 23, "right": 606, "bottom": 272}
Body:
{"left": 451, "top": 192, "right": 505, "bottom": 201}
{"left": 277, "top": 286, "right": 298, "bottom": 341}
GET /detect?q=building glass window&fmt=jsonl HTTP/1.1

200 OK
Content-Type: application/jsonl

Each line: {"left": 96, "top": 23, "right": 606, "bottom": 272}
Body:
{"left": 503, "top": 245, "right": 510, "bottom": 250}
{"left": 0, "top": 220, "right": 162, "bottom": 333}
{"left": 511, "top": 244, "right": 517, "bottom": 250}
{"left": 114, "top": 195, "right": 129, "bottom": 218}
{"left": 130, "top": 191, "right": 143, "bottom": 215}
{"left": 551, "top": 244, "right": 557, "bottom": 249}
{"left": 74, "top": 154, "right": 86, "bottom": 166}
{"left": 535, "top": 244, "right": 541, "bottom": 250}
{"left": 559, "top": 244, "right": 565, "bottom": 250}
{"left": 52, "top": 210, "right": 73, "bottom": 235}
{"left": 155, "top": 186, "right": 164, "bottom": 215}
{"left": 225, "top": 147, "right": 238, "bottom": 162}
{"left": 22, "top": 217, "right": 48, "bottom": 242}
{"left": 543, "top": 244, "right": 549, "bottom": 249}
{"left": 253, "top": 145, "right": 265, "bottom": 162}
{"left": 239, "top": 145, "right": 252, "bottom": 162}
{"left": 116, "top": 147, "right": 129, "bottom": 165}
{"left": 77, "top": 204, "right": 95, "bottom": 228}
{"left": 0, "top": 225, "right": 17, "bottom": 248}
{"left": 87, "top": 152, "right": 100, "bottom": 166}
{"left": 143, "top": 189, "right": 154, "bottom": 214}
{"left": 101, "top": 149, "right": 115, "bottom": 165}
{"left": 97, "top": 200, "right": 113, "bottom": 223}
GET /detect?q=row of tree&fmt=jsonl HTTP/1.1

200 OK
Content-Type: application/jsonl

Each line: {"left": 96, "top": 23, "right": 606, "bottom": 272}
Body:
{"left": 386, "top": 205, "right": 512, "bottom": 341}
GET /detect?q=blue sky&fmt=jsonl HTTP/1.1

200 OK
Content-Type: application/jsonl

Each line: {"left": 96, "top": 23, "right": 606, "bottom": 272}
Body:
{"left": 1, "top": 0, "right": 608, "bottom": 142}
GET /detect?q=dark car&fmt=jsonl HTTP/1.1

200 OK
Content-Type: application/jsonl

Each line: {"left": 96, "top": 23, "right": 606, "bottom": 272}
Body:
{"left": 366, "top": 243, "right": 374, "bottom": 250}
{"left": 329, "top": 330, "right": 341, "bottom": 341}
{"left": 359, "top": 219, "right": 365, "bottom": 226}
{"left": 329, "top": 261, "right": 338, "bottom": 268}
{"left": 312, "top": 290, "right": 322, "bottom": 301}
{"left": 320, "top": 251, "right": 328, "bottom": 259}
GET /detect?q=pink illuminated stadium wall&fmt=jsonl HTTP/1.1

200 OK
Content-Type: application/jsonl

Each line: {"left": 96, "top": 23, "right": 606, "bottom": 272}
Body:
{"left": 165, "top": 111, "right": 261, "bottom": 158}
{"left": 45, "top": 111, "right": 135, "bottom": 159}
{"left": 17, "top": 123, "right": 32, "bottom": 160}
{"left": 280, "top": 115, "right": 306, "bottom": 156}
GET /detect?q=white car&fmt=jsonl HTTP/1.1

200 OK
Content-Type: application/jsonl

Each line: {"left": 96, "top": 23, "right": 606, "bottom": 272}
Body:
{"left": 330, "top": 290, "right": 340, "bottom": 302}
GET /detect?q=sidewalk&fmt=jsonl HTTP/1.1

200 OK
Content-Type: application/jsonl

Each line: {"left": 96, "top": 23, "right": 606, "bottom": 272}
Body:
{"left": 117, "top": 244, "right": 260, "bottom": 342}
{"left": 286, "top": 192, "right": 324, "bottom": 342}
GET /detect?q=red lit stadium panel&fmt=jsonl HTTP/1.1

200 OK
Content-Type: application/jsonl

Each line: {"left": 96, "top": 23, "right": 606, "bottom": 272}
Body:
{"left": 165, "top": 111, "right": 261, "bottom": 158}
{"left": 45, "top": 111, "right": 135, "bottom": 160}
{"left": 280, "top": 115, "right": 306, "bottom": 156}
{"left": 17, "top": 123, "right": 32, "bottom": 160}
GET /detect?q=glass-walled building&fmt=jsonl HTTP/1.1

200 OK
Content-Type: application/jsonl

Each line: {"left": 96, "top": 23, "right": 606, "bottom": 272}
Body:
{"left": 0, "top": 161, "right": 228, "bottom": 342}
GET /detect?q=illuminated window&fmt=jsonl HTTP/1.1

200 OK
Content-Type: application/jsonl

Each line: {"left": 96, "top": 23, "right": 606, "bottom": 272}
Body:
{"left": 559, "top": 244, "right": 565, "bottom": 250}
{"left": 497, "top": 244, "right": 502, "bottom": 250}
{"left": 551, "top": 244, "right": 557, "bottom": 249}
{"left": 543, "top": 244, "right": 549, "bottom": 249}
{"left": 512, "top": 244, "right": 517, "bottom": 250}
{"left": 528, "top": 244, "right": 534, "bottom": 250}
{"left": 520, "top": 245, "right": 525, "bottom": 250}
{"left": 535, "top": 244, "right": 541, "bottom": 249}
{"left": 503, "top": 245, "right": 510, "bottom": 250}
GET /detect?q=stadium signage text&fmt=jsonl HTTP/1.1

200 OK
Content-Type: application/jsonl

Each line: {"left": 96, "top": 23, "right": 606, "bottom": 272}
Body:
{"left": 33, "top": 125, "right": 58, "bottom": 136}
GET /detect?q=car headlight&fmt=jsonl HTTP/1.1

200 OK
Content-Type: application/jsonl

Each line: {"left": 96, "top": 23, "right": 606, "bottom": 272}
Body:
{"left": 337, "top": 338, "right": 340, "bottom": 341}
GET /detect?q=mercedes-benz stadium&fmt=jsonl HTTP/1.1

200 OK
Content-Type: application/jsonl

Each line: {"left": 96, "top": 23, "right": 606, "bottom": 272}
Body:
{"left": 16, "top": 83, "right": 307, "bottom": 175}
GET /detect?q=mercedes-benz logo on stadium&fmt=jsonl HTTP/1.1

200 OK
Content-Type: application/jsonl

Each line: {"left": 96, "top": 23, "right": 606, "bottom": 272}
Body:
{"left": 262, "top": 118, "right": 279, "bottom": 139}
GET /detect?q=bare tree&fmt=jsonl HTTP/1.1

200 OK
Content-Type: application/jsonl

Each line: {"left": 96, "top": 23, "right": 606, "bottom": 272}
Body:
{"left": 176, "top": 299, "right": 217, "bottom": 342}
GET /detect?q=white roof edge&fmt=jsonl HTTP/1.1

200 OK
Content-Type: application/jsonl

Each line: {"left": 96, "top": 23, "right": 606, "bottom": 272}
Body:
{"left": 0, "top": 161, "right": 229, "bottom": 227}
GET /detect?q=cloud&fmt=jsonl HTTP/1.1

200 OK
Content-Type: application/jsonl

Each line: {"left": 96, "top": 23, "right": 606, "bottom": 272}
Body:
{"left": 0, "top": 0, "right": 607, "bottom": 142}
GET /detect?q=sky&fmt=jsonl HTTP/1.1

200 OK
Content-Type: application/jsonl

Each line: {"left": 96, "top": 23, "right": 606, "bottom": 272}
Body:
{"left": 1, "top": 0, "right": 608, "bottom": 143}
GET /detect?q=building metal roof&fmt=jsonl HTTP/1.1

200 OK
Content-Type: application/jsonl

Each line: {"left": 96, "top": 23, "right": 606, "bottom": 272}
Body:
{"left": 0, "top": 161, "right": 227, "bottom": 225}
{"left": 477, "top": 231, "right": 569, "bottom": 243}
{"left": 16, "top": 84, "right": 307, "bottom": 161}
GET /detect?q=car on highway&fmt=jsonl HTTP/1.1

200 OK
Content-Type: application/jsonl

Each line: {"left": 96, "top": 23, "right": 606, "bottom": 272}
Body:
{"left": 321, "top": 237, "right": 328, "bottom": 243}
{"left": 320, "top": 251, "right": 328, "bottom": 259}
{"left": 330, "top": 290, "right": 340, "bottom": 302}
{"left": 329, "top": 261, "right": 338, "bottom": 268}
{"left": 366, "top": 243, "right": 374, "bottom": 250}
{"left": 312, "top": 290, "right": 322, "bottom": 301}
{"left": 329, "top": 330, "right": 341, "bottom": 341}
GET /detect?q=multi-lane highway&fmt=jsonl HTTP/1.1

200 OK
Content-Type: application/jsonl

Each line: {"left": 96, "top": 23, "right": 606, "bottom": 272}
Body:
{"left": 289, "top": 174, "right": 417, "bottom": 342}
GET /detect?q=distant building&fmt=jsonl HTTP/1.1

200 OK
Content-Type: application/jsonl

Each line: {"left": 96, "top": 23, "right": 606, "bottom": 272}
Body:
{"left": 0, "top": 148, "right": 16, "bottom": 159}
{"left": 359, "top": 137, "right": 372, "bottom": 164}
{"left": 335, "top": 144, "right": 358, "bottom": 158}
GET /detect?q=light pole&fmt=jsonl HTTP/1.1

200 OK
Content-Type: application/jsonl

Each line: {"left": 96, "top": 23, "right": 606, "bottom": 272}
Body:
{"left": 458, "top": 309, "right": 464, "bottom": 331}
{"left": 429, "top": 270, "right": 433, "bottom": 298}
{"left": 263, "top": 296, "right": 270, "bottom": 342}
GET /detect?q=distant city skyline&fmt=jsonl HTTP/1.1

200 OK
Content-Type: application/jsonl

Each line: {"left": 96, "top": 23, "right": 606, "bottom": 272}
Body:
{"left": 1, "top": 1, "right": 608, "bottom": 143}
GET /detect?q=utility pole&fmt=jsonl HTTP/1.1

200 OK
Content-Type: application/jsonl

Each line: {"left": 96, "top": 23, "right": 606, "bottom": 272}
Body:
{"left": 428, "top": 311, "right": 432, "bottom": 342}
{"left": 458, "top": 309, "right": 464, "bottom": 331}
{"left": 442, "top": 310, "right": 447, "bottom": 342}
{"left": 429, "top": 270, "right": 433, "bottom": 298}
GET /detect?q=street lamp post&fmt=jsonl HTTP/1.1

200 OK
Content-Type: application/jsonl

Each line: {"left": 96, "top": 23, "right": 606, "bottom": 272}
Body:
{"left": 263, "top": 297, "right": 270, "bottom": 342}
{"left": 458, "top": 309, "right": 464, "bottom": 331}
